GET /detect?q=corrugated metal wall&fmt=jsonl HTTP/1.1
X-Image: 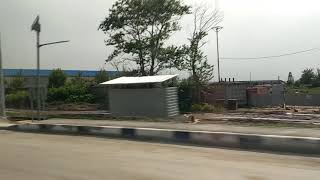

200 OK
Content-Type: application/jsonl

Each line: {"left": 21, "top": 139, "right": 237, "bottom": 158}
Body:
{"left": 286, "top": 94, "right": 320, "bottom": 106}
{"left": 205, "top": 83, "right": 249, "bottom": 105}
{"left": 109, "top": 87, "right": 179, "bottom": 117}
{"left": 247, "top": 84, "right": 285, "bottom": 107}
{"left": 165, "top": 87, "right": 179, "bottom": 117}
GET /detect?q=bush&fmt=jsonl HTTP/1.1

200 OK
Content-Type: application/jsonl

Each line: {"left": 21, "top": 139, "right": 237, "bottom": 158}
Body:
{"left": 47, "top": 78, "right": 95, "bottom": 104}
{"left": 47, "top": 87, "right": 68, "bottom": 102}
{"left": 95, "top": 69, "right": 109, "bottom": 84}
{"left": 66, "top": 94, "right": 94, "bottom": 103}
{"left": 191, "top": 104, "right": 202, "bottom": 112}
{"left": 6, "top": 90, "right": 29, "bottom": 108}
{"left": 191, "top": 103, "right": 223, "bottom": 113}
{"left": 201, "top": 103, "right": 214, "bottom": 112}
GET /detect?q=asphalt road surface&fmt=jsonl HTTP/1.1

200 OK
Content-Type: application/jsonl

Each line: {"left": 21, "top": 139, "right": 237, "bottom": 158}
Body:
{"left": 0, "top": 131, "right": 319, "bottom": 180}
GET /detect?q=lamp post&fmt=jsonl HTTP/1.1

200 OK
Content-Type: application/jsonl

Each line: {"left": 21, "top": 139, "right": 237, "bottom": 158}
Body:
{"left": 0, "top": 33, "right": 6, "bottom": 119}
{"left": 213, "top": 26, "right": 223, "bottom": 82}
{"left": 31, "top": 15, "right": 69, "bottom": 120}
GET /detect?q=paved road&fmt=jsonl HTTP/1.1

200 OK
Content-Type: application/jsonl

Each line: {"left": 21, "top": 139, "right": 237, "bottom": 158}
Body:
{"left": 0, "top": 131, "right": 319, "bottom": 180}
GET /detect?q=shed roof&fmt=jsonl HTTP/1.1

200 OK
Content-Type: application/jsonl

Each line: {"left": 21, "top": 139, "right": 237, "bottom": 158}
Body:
{"left": 100, "top": 74, "right": 178, "bottom": 85}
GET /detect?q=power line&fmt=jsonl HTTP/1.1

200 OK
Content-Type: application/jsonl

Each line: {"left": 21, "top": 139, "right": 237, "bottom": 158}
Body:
{"left": 221, "top": 48, "right": 320, "bottom": 60}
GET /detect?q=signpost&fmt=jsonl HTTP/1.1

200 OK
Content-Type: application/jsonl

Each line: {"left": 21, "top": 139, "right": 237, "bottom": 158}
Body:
{"left": 31, "top": 15, "right": 69, "bottom": 120}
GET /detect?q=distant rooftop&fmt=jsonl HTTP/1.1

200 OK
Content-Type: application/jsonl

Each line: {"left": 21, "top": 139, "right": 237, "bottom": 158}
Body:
{"left": 4, "top": 69, "right": 119, "bottom": 77}
{"left": 100, "top": 74, "right": 178, "bottom": 85}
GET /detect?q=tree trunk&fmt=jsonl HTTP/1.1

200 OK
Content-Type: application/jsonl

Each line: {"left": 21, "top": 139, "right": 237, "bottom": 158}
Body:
{"left": 138, "top": 49, "right": 146, "bottom": 76}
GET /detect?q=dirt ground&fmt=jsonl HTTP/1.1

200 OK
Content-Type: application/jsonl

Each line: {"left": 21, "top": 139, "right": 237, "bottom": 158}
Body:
{"left": 7, "top": 106, "right": 320, "bottom": 128}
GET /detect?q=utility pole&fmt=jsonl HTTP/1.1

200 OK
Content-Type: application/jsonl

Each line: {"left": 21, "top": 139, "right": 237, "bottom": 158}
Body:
{"left": 36, "top": 27, "right": 40, "bottom": 121}
{"left": 0, "top": 33, "right": 6, "bottom": 118}
{"left": 213, "top": 26, "right": 223, "bottom": 82}
{"left": 31, "top": 15, "right": 69, "bottom": 120}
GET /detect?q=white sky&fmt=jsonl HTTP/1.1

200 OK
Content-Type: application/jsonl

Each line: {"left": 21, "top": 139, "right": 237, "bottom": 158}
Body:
{"left": 1, "top": 0, "right": 320, "bottom": 81}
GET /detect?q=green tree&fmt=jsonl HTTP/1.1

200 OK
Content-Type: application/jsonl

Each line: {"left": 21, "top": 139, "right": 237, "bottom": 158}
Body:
{"left": 48, "top": 68, "right": 67, "bottom": 88}
{"left": 99, "top": 0, "right": 190, "bottom": 75}
{"left": 313, "top": 68, "right": 320, "bottom": 87}
{"left": 300, "top": 68, "right": 315, "bottom": 85}
{"left": 95, "top": 69, "right": 109, "bottom": 84}
{"left": 9, "top": 70, "right": 24, "bottom": 93}
{"left": 183, "top": 6, "right": 222, "bottom": 84}
{"left": 177, "top": 6, "right": 222, "bottom": 102}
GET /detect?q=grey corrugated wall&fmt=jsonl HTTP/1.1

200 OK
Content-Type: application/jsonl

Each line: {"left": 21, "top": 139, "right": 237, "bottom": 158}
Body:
{"left": 286, "top": 94, "right": 320, "bottom": 106}
{"left": 109, "top": 87, "right": 179, "bottom": 117}
{"left": 247, "top": 85, "right": 285, "bottom": 107}
{"left": 165, "top": 87, "right": 179, "bottom": 117}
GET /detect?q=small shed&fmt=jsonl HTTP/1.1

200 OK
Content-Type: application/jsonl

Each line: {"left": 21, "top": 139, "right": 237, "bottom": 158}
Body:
{"left": 100, "top": 74, "right": 179, "bottom": 117}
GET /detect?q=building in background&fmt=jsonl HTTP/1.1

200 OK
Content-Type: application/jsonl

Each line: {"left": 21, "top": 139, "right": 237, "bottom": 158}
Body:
{"left": 204, "top": 79, "right": 285, "bottom": 106}
{"left": 4, "top": 69, "right": 118, "bottom": 88}
{"left": 247, "top": 84, "right": 285, "bottom": 107}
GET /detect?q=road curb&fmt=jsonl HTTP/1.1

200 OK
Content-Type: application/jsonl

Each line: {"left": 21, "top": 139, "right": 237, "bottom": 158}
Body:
{"left": 8, "top": 123, "right": 320, "bottom": 155}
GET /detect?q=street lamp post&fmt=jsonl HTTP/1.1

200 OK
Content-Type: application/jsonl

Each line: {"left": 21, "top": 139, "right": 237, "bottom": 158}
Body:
{"left": 213, "top": 26, "right": 223, "bottom": 82}
{"left": 0, "top": 33, "right": 6, "bottom": 118}
{"left": 31, "top": 15, "right": 69, "bottom": 120}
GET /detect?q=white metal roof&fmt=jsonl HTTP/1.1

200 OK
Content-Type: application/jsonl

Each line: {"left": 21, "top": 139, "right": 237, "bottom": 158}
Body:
{"left": 100, "top": 74, "right": 178, "bottom": 85}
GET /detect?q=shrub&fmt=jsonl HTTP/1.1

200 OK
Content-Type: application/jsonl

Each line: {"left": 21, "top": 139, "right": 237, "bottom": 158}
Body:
{"left": 47, "top": 87, "right": 68, "bottom": 102}
{"left": 191, "top": 104, "right": 202, "bottom": 112}
{"left": 201, "top": 103, "right": 213, "bottom": 112}
{"left": 95, "top": 69, "right": 109, "bottom": 84}
{"left": 66, "top": 94, "right": 94, "bottom": 103}
{"left": 47, "top": 77, "right": 95, "bottom": 103}
{"left": 6, "top": 90, "right": 29, "bottom": 108}
{"left": 191, "top": 103, "right": 223, "bottom": 113}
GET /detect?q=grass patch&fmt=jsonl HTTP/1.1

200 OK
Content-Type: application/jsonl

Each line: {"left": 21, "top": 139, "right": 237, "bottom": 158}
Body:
{"left": 191, "top": 103, "right": 224, "bottom": 113}
{"left": 287, "top": 87, "right": 320, "bottom": 94}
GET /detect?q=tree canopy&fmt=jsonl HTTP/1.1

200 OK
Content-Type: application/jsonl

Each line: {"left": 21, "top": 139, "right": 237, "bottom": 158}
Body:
{"left": 179, "top": 6, "right": 222, "bottom": 85}
{"left": 300, "top": 68, "right": 315, "bottom": 85}
{"left": 48, "top": 68, "right": 67, "bottom": 88}
{"left": 99, "top": 0, "right": 190, "bottom": 76}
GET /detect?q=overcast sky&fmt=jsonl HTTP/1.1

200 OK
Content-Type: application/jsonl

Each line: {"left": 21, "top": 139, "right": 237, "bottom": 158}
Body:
{"left": 1, "top": 0, "right": 320, "bottom": 81}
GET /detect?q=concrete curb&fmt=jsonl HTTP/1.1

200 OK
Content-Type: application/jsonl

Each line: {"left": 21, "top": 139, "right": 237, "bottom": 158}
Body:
{"left": 8, "top": 123, "right": 320, "bottom": 155}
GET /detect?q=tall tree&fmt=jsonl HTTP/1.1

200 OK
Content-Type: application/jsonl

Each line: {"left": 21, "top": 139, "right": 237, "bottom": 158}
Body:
{"left": 48, "top": 69, "right": 67, "bottom": 88}
{"left": 300, "top": 68, "right": 315, "bottom": 85}
{"left": 99, "top": 0, "right": 190, "bottom": 76}
{"left": 178, "top": 5, "right": 222, "bottom": 102}
{"left": 181, "top": 6, "right": 222, "bottom": 83}
{"left": 313, "top": 68, "right": 320, "bottom": 87}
